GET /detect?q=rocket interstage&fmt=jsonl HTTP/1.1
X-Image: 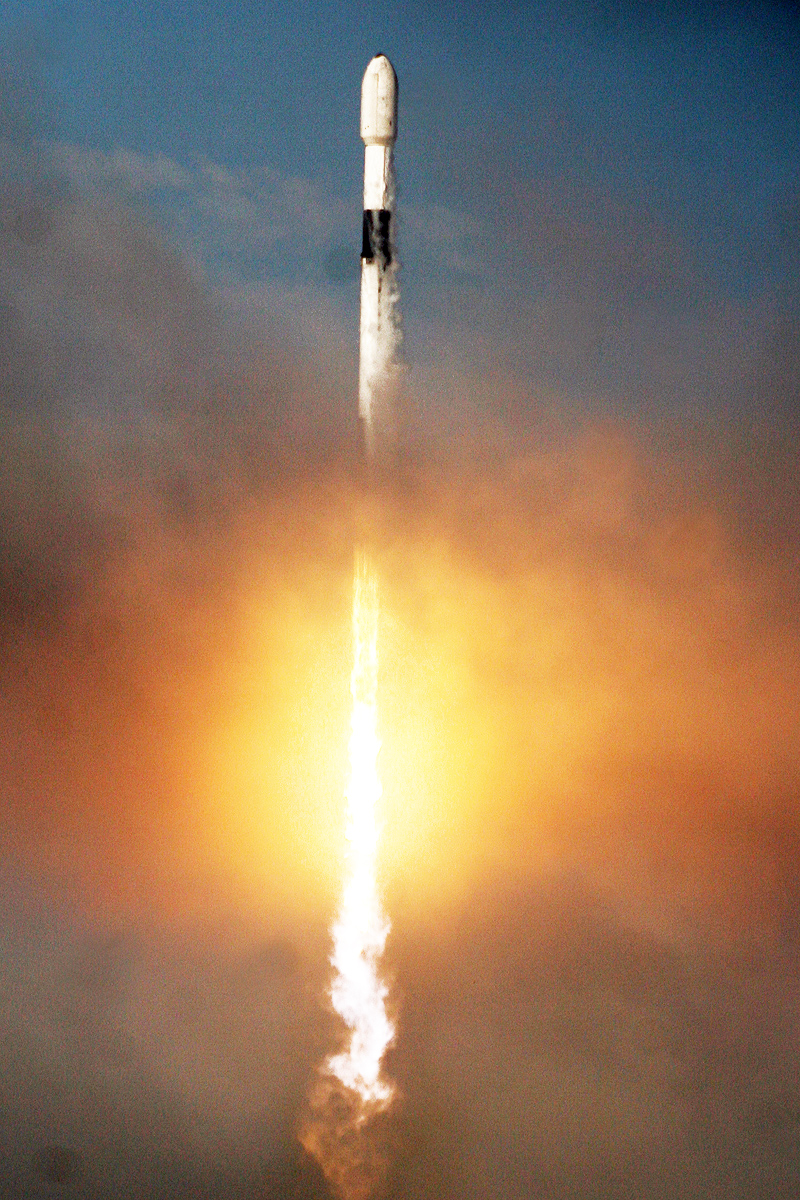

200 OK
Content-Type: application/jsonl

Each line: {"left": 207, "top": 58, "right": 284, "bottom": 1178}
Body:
{"left": 359, "top": 54, "right": 401, "bottom": 461}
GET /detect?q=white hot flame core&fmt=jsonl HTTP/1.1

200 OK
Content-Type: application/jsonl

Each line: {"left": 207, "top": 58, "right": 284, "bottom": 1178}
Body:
{"left": 325, "top": 551, "right": 394, "bottom": 1108}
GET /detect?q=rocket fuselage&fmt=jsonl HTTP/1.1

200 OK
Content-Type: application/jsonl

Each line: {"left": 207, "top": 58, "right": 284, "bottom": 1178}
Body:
{"left": 359, "top": 55, "right": 399, "bottom": 459}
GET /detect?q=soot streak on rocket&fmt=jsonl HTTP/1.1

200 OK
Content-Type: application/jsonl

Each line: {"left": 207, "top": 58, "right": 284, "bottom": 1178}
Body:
{"left": 361, "top": 210, "right": 392, "bottom": 268}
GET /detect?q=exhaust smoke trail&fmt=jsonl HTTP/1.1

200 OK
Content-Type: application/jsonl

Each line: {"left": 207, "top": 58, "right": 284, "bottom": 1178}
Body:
{"left": 300, "top": 56, "right": 400, "bottom": 1200}
{"left": 301, "top": 552, "right": 395, "bottom": 1200}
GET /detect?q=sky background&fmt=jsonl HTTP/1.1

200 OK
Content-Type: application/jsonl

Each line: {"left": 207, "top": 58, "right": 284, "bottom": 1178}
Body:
{"left": 1, "top": 2, "right": 800, "bottom": 1198}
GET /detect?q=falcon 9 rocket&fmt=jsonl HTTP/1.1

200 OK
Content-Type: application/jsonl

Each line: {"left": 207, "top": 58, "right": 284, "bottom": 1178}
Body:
{"left": 359, "top": 55, "right": 400, "bottom": 461}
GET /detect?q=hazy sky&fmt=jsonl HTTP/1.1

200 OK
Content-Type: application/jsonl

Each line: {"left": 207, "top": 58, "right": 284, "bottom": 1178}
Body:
{"left": 1, "top": 3, "right": 800, "bottom": 1199}
{"left": 2, "top": 0, "right": 798, "bottom": 413}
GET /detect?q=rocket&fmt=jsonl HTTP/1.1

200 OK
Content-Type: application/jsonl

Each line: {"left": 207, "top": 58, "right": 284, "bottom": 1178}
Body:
{"left": 359, "top": 55, "right": 400, "bottom": 460}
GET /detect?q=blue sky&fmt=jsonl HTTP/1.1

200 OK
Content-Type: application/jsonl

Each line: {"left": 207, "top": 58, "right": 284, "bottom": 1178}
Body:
{"left": 2, "top": 0, "right": 799, "bottom": 421}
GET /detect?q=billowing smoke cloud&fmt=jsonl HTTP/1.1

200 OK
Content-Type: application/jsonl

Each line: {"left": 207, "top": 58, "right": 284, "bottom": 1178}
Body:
{"left": 2, "top": 71, "right": 800, "bottom": 1200}
{"left": 0, "top": 115, "right": 358, "bottom": 1199}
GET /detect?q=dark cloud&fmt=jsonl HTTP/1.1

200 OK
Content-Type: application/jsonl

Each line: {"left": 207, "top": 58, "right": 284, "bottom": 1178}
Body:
{"left": 0, "top": 881, "right": 331, "bottom": 1199}
{"left": 386, "top": 878, "right": 800, "bottom": 1200}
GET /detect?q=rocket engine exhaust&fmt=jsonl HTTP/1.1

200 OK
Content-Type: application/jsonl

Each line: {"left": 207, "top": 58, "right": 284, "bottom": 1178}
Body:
{"left": 300, "top": 56, "right": 400, "bottom": 1200}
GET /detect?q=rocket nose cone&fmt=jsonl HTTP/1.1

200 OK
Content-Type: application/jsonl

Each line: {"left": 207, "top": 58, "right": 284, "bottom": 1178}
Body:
{"left": 360, "top": 55, "right": 398, "bottom": 145}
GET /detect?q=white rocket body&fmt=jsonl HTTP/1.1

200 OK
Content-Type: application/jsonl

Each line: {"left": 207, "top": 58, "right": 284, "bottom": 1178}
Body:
{"left": 359, "top": 55, "right": 400, "bottom": 460}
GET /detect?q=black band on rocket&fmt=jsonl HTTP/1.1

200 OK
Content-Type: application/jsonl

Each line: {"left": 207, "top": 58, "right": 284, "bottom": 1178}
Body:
{"left": 361, "top": 210, "right": 392, "bottom": 267}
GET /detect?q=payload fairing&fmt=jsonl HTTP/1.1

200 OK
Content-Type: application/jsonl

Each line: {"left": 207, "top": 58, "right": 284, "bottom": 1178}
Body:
{"left": 359, "top": 55, "right": 400, "bottom": 460}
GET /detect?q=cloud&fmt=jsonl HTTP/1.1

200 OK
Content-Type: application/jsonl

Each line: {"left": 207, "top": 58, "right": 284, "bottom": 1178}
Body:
{"left": 47, "top": 140, "right": 355, "bottom": 289}
{"left": 50, "top": 143, "right": 194, "bottom": 193}
{"left": 1, "top": 81, "right": 800, "bottom": 1200}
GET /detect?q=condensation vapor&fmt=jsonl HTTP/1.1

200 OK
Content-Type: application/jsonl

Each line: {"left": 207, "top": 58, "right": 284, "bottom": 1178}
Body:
{"left": 358, "top": 224, "right": 402, "bottom": 462}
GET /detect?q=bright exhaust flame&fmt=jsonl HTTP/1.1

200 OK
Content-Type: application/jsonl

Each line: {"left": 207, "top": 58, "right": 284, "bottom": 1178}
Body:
{"left": 301, "top": 550, "right": 395, "bottom": 1199}
{"left": 328, "top": 552, "right": 394, "bottom": 1105}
